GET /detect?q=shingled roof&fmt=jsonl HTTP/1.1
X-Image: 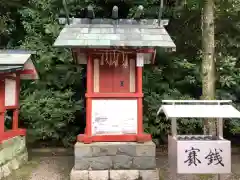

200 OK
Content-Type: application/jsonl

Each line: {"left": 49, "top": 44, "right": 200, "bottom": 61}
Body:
{"left": 0, "top": 50, "right": 32, "bottom": 73}
{"left": 54, "top": 18, "right": 176, "bottom": 51}
{"left": 0, "top": 50, "right": 39, "bottom": 79}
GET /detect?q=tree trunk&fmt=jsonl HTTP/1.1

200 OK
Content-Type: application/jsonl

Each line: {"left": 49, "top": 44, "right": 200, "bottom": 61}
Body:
{"left": 201, "top": 0, "right": 216, "bottom": 135}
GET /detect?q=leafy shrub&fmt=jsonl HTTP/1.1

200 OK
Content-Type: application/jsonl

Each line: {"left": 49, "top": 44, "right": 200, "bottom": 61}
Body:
{"left": 20, "top": 88, "right": 83, "bottom": 146}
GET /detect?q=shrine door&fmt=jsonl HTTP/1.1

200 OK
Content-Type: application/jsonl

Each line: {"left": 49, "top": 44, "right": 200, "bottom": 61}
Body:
{"left": 99, "top": 60, "right": 130, "bottom": 93}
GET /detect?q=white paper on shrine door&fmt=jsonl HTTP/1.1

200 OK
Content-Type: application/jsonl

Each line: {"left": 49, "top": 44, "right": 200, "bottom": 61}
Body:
{"left": 91, "top": 100, "right": 138, "bottom": 135}
{"left": 5, "top": 78, "right": 16, "bottom": 106}
{"left": 177, "top": 140, "right": 231, "bottom": 174}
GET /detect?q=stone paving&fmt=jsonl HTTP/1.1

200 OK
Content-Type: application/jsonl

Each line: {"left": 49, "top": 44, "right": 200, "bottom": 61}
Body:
{"left": 2, "top": 153, "right": 240, "bottom": 180}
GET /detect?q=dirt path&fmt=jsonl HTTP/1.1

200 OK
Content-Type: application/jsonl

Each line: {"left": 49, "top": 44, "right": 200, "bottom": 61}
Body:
{"left": 3, "top": 154, "right": 240, "bottom": 180}
{"left": 28, "top": 156, "right": 73, "bottom": 180}
{"left": 3, "top": 156, "right": 73, "bottom": 180}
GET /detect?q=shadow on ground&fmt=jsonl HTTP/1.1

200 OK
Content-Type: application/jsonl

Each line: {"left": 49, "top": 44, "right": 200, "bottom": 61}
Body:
{"left": 3, "top": 153, "right": 240, "bottom": 180}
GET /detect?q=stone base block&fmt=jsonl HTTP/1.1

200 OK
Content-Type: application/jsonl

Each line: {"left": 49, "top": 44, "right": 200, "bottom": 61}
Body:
{"left": 74, "top": 141, "right": 156, "bottom": 170}
{"left": 70, "top": 168, "right": 159, "bottom": 180}
{"left": 0, "top": 136, "right": 28, "bottom": 179}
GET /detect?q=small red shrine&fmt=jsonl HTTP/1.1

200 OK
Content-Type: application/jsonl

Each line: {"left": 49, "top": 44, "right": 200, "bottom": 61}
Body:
{"left": 54, "top": 17, "right": 175, "bottom": 144}
{"left": 0, "top": 50, "right": 38, "bottom": 143}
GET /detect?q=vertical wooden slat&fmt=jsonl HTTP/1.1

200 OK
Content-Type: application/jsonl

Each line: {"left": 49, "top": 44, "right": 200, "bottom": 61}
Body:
{"left": 129, "top": 59, "right": 136, "bottom": 92}
{"left": 93, "top": 58, "right": 99, "bottom": 92}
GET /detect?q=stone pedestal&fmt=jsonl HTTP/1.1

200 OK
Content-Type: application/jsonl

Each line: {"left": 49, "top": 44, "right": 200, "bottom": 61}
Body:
{"left": 70, "top": 141, "right": 159, "bottom": 180}
{"left": 0, "top": 136, "right": 28, "bottom": 179}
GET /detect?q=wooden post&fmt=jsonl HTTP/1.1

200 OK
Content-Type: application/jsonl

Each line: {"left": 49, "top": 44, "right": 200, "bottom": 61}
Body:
{"left": 12, "top": 75, "right": 20, "bottom": 130}
{"left": 201, "top": 0, "right": 216, "bottom": 135}
{"left": 86, "top": 54, "right": 93, "bottom": 139}
{"left": 137, "top": 66, "right": 143, "bottom": 135}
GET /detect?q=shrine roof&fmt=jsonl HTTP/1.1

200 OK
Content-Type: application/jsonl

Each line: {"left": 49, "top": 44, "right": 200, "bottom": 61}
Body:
{"left": 54, "top": 18, "right": 176, "bottom": 50}
{"left": 0, "top": 50, "right": 39, "bottom": 79}
{"left": 157, "top": 100, "right": 240, "bottom": 119}
{"left": 0, "top": 50, "right": 34, "bottom": 65}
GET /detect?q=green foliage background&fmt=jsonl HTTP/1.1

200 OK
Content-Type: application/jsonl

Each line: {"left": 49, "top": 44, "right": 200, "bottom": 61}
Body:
{"left": 1, "top": 0, "right": 240, "bottom": 146}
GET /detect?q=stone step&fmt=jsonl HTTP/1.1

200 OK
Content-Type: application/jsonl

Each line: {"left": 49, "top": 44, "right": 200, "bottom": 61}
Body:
{"left": 70, "top": 169, "right": 159, "bottom": 180}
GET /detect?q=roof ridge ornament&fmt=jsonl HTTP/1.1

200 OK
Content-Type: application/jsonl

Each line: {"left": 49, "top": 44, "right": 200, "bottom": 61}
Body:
{"left": 87, "top": 5, "right": 95, "bottom": 19}
{"left": 158, "top": 0, "right": 164, "bottom": 27}
{"left": 112, "top": 6, "right": 118, "bottom": 20}
{"left": 62, "top": 0, "right": 70, "bottom": 25}
{"left": 133, "top": 5, "right": 144, "bottom": 20}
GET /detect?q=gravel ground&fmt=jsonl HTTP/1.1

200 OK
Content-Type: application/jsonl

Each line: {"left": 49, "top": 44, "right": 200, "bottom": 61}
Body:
{"left": 28, "top": 156, "right": 73, "bottom": 180}
{"left": 2, "top": 156, "right": 73, "bottom": 180}
{"left": 3, "top": 154, "right": 240, "bottom": 180}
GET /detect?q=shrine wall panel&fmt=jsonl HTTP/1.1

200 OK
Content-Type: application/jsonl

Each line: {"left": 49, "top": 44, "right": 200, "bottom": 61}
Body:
{"left": 99, "top": 63, "right": 114, "bottom": 93}
{"left": 91, "top": 99, "right": 138, "bottom": 135}
{"left": 112, "top": 61, "right": 130, "bottom": 93}
{"left": 5, "top": 78, "right": 16, "bottom": 106}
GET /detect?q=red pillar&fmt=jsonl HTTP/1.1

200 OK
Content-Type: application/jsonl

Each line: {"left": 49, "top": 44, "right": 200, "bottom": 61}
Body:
{"left": 12, "top": 75, "right": 20, "bottom": 130}
{"left": 85, "top": 54, "right": 93, "bottom": 143}
{"left": 136, "top": 65, "right": 151, "bottom": 142}
{"left": 137, "top": 67, "right": 143, "bottom": 134}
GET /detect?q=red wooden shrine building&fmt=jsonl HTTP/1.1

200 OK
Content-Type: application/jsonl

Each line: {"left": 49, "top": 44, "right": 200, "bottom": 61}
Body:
{"left": 0, "top": 50, "right": 38, "bottom": 143}
{"left": 54, "top": 17, "right": 176, "bottom": 143}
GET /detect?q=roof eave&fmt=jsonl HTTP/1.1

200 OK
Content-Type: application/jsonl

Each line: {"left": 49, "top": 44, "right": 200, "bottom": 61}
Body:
{"left": 53, "top": 43, "right": 176, "bottom": 50}
{"left": 0, "top": 49, "right": 36, "bottom": 54}
{"left": 0, "top": 66, "right": 24, "bottom": 73}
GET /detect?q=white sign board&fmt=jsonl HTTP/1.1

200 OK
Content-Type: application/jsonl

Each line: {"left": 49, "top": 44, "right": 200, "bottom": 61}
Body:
{"left": 136, "top": 53, "right": 144, "bottom": 67}
{"left": 91, "top": 100, "right": 138, "bottom": 135}
{"left": 177, "top": 140, "right": 231, "bottom": 174}
{"left": 5, "top": 79, "right": 16, "bottom": 106}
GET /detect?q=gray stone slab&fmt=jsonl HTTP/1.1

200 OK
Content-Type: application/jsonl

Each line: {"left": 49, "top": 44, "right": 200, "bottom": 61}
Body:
{"left": 139, "top": 169, "right": 159, "bottom": 180}
{"left": 74, "top": 142, "right": 157, "bottom": 170}
{"left": 0, "top": 150, "right": 28, "bottom": 179}
{"left": 89, "top": 170, "right": 109, "bottom": 180}
{"left": 75, "top": 159, "right": 90, "bottom": 170}
{"left": 75, "top": 143, "right": 92, "bottom": 158}
{"left": 75, "top": 156, "right": 113, "bottom": 170}
{"left": 88, "top": 156, "right": 112, "bottom": 170}
{"left": 70, "top": 169, "right": 88, "bottom": 180}
{"left": 75, "top": 142, "right": 157, "bottom": 157}
{"left": 70, "top": 169, "right": 160, "bottom": 180}
{"left": 117, "top": 144, "right": 136, "bottom": 156}
{"left": 133, "top": 157, "right": 156, "bottom": 169}
{"left": 109, "top": 170, "right": 139, "bottom": 180}
{"left": 112, "top": 155, "right": 133, "bottom": 169}
{"left": 91, "top": 145, "right": 118, "bottom": 156}
{"left": 135, "top": 141, "right": 156, "bottom": 157}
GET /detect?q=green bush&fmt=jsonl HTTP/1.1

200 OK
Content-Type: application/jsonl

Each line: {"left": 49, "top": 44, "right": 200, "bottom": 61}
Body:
{"left": 20, "top": 88, "right": 83, "bottom": 146}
